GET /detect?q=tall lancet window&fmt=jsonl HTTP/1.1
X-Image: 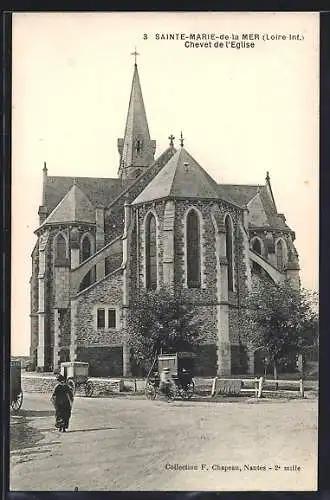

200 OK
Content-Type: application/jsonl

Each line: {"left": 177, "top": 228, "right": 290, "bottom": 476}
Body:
{"left": 55, "top": 233, "right": 67, "bottom": 263}
{"left": 146, "top": 213, "right": 157, "bottom": 290}
{"left": 186, "top": 209, "right": 201, "bottom": 288}
{"left": 80, "top": 235, "right": 93, "bottom": 290}
{"left": 225, "top": 215, "right": 234, "bottom": 292}
{"left": 252, "top": 238, "right": 262, "bottom": 255}
{"left": 276, "top": 239, "right": 285, "bottom": 270}
{"left": 81, "top": 235, "right": 92, "bottom": 262}
{"left": 252, "top": 238, "right": 263, "bottom": 275}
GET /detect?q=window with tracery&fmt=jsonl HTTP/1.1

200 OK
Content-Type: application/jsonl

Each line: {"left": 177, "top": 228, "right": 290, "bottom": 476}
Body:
{"left": 55, "top": 233, "right": 67, "bottom": 264}
{"left": 225, "top": 216, "right": 234, "bottom": 292}
{"left": 276, "top": 239, "right": 285, "bottom": 270}
{"left": 186, "top": 209, "right": 201, "bottom": 288}
{"left": 145, "top": 214, "right": 157, "bottom": 289}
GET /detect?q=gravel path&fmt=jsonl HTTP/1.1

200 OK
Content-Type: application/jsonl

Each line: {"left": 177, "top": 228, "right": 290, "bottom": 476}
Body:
{"left": 10, "top": 393, "right": 317, "bottom": 491}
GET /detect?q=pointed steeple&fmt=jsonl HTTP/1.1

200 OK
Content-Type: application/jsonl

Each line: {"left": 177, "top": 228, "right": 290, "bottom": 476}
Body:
{"left": 117, "top": 58, "right": 156, "bottom": 180}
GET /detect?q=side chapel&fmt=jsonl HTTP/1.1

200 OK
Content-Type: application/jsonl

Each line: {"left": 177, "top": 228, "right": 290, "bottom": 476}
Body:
{"left": 30, "top": 58, "right": 300, "bottom": 376}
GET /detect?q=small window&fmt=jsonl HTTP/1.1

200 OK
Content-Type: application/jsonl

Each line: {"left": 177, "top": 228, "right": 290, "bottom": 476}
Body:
{"left": 96, "top": 307, "right": 117, "bottom": 329}
{"left": 108, "top": 309, "right": 116, "bottom": 329}
{"left": 97, "top": 309, "right": 105, "bottom": 328}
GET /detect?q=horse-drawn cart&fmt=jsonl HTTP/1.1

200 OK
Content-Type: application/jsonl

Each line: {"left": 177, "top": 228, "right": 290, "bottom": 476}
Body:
{"left": 60, "top": 361, "right": 94, "bottom": 397}
{"left": 10, "top": 360, "right": 23, "bottom": 411}
{"left": 145, "top": 352, "right": 196, "bottom": 400}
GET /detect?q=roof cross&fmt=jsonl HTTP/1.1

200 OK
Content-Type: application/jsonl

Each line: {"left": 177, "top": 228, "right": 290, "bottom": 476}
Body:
{"left": 180, "top": 131, "right": 185, "bottom": 148}
{"left": 131, "top": 47, "right": 140, "bottom": 65}
{"left": 168, "top": 134, "right": 175, "bottom": 147}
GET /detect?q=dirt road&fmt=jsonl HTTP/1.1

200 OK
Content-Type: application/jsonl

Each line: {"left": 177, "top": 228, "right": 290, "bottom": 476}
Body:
{"left": 10, "top": 393, "right": 317, "bottom": 491}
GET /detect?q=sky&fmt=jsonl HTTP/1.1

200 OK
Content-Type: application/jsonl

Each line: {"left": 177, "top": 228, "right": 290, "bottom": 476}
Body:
{"left": 11, "top": 12, "right": 319, "bottom": 355}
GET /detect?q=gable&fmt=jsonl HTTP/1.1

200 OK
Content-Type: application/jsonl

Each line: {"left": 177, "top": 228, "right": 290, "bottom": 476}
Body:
{"left": 247, "top": 193, "right": 269, "bottom": 227}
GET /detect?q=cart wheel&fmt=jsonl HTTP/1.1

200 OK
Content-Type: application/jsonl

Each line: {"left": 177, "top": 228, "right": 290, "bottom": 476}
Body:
{"left": 67, "top": 378, "right": 76, "bottom": 394}
{"left": 145, "top": 381, "right": 156, "bottom": 400}
{"left": 181, "top": 381, "right": 195, "bottom": 400}
{"left": 168, "top": 388, "right": 176, "bottom": 401}
{"left": 84, "top": 380, "right": 94, "bottom": 397}
{"left": 11, "top": 391, "right": 23, "bottom": 411}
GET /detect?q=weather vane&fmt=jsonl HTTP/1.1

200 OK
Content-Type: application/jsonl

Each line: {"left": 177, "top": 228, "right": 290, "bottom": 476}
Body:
{"left": 131, "top": 47, "right": 140, "bottom": 65}
{"left": 180, "top": 131, "right": 184, "bottom": 148}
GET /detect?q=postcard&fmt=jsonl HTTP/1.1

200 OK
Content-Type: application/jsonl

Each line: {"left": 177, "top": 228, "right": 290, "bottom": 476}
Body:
{"left": 10, "top": 12, "right": 318, "bottom": 492}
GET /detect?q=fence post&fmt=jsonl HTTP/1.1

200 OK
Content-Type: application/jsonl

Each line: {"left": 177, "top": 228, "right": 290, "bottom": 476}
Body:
{"left": 299, "top": 379, "right": 304, "bottom": 398}
{"left": 211, "top": 377, "right": 217, "bottom": 397}
{"left": 257, "top": 376, "right": 264, "bottom": 399}
{"left": 254, "top": 377, "right": 259, "bottom": 398}
{"left": 134, "top": 378, "right": 137, "bottom": 392}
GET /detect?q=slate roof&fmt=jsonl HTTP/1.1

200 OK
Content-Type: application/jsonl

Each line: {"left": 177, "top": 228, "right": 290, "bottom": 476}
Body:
{"left": 219, "top": 184, "right": 260, "bottom": 207}
{"left": 44, "top": 176, "right": 125, "bottom": 213}
{"left": 132, "top": 148, "right": 237, "bottom": 206}
{"left": 220, "top": 183, "right": 292, "bottom": 231}
{"left": 43, "top": 183, "right": 97, "bottom": 225}
{"left": 107, "top": 146, "right": 177, "bottom": 211}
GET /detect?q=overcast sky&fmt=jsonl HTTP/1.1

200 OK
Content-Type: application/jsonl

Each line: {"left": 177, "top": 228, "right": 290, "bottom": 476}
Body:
{"left": 12, "top": 12, "right": 319, "bottom": 355}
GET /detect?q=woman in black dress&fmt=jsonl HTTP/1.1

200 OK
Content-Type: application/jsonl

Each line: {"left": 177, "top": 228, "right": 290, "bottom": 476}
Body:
{"left": 51, "top": 374, "right": 74, "bottom": 432}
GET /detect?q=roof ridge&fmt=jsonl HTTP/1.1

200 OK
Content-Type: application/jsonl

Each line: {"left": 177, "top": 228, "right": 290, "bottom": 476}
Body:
{"left": 169, "top": 148, "right": 184, "bottom": 197}
{"left": 107, "top": 146, "right": 177, "bottom": 210}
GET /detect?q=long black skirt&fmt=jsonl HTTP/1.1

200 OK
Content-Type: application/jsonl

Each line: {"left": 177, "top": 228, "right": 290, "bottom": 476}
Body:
{"left": 55, "top": 403, "right": 71, "bottom": 430}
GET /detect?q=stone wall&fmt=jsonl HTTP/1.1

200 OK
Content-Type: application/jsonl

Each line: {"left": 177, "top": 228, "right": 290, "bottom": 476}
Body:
{"left": 76, "top": 270, "right": 124, "bottom": 345}
{"left": 228, "top": 307, "right": 245, "bottom": 344}
{"left": 21, "top": 373, "right": 125, "bottom": 394}
{"left": 54, "top": 267, "right": 70, "bottom": 307}
{"left": 194, "top": 344, "right": 217, "bottom": 376}
{"left": 77, "top": 346, "right": 123, "bottom": 377}
{"left": 58, "top": 308, "right": 71, "bottom": 362}
{"left": 129, "top": 197, "right": 251, "bottom": 376}
{"left": 231, "top": 344, "right": 248, "bottom": 375}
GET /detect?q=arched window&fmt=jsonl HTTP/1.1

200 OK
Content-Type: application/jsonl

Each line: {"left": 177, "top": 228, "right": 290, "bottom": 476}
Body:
{"left": 81, "top": 235, "right": 92, "bottom": 262}
{"left": 225, "top": 215, "right": 234, "bottom": 292}
{"left": 55, "top": 233, "right": 67, "bottom": 263}
{"left": 186, "top": 209, "right": 201, "bottom": 288}
{"left": 252, "top": 238, "right": 262, "bottom": 255}
{"left": 276, "top": 239, "right": 285, "bottom": 270}
{"left": 80, "top": 234, "right": 94, "bottom": 290}
{"left": 145, "top": 213, "right": 157, "bottom": 289}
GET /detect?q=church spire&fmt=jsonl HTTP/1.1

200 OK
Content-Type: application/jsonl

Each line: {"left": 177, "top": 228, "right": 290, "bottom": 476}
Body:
{"left": 117, "top": 55, "right": 156, "bottom": 180}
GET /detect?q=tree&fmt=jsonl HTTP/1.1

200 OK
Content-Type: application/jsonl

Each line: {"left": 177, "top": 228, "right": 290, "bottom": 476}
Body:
{"left": 241, "top": 279, "right": 318, "bottom": 380}
{"left": 125, "top": 286, "right": 205, "bottom": 372}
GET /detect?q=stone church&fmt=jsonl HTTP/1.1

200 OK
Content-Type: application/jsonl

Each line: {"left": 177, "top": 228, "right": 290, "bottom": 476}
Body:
{"left": 30, "top": 60, "right": 300, "bottom": 377}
